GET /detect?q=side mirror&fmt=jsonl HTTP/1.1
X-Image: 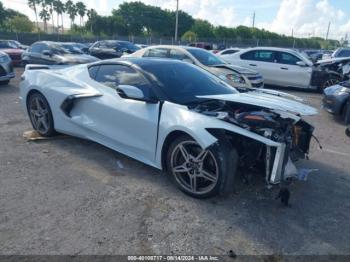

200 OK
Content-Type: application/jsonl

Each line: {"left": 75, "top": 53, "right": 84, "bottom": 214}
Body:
{"left": 296, "top": 61, "right": 307, "bottom": 67}
{"left": 42, "top": 50, "right": 53, "bottom": 56}
{"left": 116, "top": 85, "right": 158, "bottom": 103}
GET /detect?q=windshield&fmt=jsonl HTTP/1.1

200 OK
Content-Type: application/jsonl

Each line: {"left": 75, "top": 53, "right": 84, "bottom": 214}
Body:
{"left": 0, "top": 41, "right": 17, "bottom": 49}
{"left": 186, "top": 48, "right": 226, "bottom": 66}
{"left": 60, "top": 44, "right": 83, "bottom": 54}
{"left": 140, "top": 62, "right": 237, "bottom": 104}
{"left": 105, "top": 41, "right": 140, "bottom": 52}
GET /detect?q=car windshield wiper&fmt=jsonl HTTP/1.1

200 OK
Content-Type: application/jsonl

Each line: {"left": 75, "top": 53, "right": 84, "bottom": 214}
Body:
{"left": 185, "top": 98, "right": 222, "bottom": 108}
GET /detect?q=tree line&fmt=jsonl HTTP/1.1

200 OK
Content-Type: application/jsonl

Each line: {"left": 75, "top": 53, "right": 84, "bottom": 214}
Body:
{"left": 0, "top": 0, "right": 341, "bottom": 49}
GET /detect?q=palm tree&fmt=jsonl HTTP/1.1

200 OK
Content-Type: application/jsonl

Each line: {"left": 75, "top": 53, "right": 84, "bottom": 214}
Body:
{"left": 39, "top": 8, "right": 50, "bottom": 32}
{"left": 75, "top": 1, "right": 86, "bottom": 27}
{"left": 44, "top": 0, "right": 55, "bottom": 32}
{"left": 65, "top": 0, "right": 77, "bottom": 29}
{"left": 53, "top": 0, "right": 65, "bottom": 33}
{"left": 28, "top": 0, "right": 40, "bottom": 32}
{"left": 86, "top": 8, "right": 97, "bottom": 33}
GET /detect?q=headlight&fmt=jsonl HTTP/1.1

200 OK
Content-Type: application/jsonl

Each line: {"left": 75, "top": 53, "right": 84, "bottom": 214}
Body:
{"left": 226, "top": 73, "right": 246, "bottom": 84}
{"left": 0, "top": 54, "right": 10, "bottom": 63}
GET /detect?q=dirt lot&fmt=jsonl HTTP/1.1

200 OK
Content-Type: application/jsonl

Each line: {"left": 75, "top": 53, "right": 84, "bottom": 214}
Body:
{"left": 1, "top": 68, "right": 350, "bottom": 256}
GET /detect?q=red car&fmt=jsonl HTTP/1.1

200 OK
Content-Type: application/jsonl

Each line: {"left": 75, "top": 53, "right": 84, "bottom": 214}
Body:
{"left": 0, "top": 40, "right": 24, "bottom": 66}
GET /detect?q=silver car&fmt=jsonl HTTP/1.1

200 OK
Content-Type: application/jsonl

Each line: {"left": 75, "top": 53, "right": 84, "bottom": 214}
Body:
{"left": 127, "top": 45, "right": 264, "bottom": 89}
{"left": 0, "top": 51, "right": 15, "bottom": 85}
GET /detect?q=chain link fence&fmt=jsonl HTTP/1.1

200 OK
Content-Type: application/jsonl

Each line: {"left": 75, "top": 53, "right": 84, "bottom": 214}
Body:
{"left": 0, "top": 31, "right": 337, "bottom": 49}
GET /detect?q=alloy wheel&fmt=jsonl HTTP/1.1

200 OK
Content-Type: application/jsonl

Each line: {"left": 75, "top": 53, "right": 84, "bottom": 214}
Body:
{"left": 29, "top": 96, "right": 50, "bottom": 134}
{"left": 170, "top": 140, "right": 219, "bottom": 195}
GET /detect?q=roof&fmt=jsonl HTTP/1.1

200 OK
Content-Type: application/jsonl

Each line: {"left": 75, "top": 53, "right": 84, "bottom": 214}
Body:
{"left": 92, "top": 57, "right": 187, "bottom": 67}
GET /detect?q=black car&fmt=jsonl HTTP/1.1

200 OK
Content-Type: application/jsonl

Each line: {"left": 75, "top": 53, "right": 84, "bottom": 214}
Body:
{"left": 88, "top": 40, "right": 140, "bottom": 59}
{"left": 22, "top": 41, "right": 99, "bottom": 65}
{"left": 323, "top": 81, "right": 350, "bottom": 124}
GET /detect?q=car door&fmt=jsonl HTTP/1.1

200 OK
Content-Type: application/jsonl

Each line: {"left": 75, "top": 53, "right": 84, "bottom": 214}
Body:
{"left": 70, "top": 64, "right": 160, "bottom": 163}
{"left": 89, "top": 42, "right": 102, "bottom": 58}
{"left": 39, "top": 44, "right": 57, "bottom": 65}
{"left": 275, "top": 51, "right": 312, "bottom": 88}
{"left": 240, "top": 50, "right": 280, "bottom": 85}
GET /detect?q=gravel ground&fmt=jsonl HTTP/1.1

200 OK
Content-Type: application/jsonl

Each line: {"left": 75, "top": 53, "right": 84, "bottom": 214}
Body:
{"left": 0, "top": 68, "right": 350, "bottom": 256}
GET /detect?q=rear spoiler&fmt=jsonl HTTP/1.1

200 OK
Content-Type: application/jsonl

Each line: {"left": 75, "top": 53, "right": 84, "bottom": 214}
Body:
{"left": 25, "top": 64, "right": 50, "bottom": 70}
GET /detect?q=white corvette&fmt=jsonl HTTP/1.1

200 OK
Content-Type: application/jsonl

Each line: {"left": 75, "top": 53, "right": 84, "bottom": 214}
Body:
{"left": 20, "top": 58, "right": 317, "bottom": 198}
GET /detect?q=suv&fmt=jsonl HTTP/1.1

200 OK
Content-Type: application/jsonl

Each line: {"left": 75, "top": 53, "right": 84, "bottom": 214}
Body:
{"left": 223, "top": 47, "right": 344, "bottom": 90}
{"left": 89, "top": 40, "right": 140, "bottom": 59}
{"left": 126, "top": 45, "right": 264, "bottom": 89}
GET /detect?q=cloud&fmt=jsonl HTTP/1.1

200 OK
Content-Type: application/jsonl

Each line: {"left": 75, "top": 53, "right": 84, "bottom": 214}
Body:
{"left": 2, "top": 0, "right": 349, "bottom": 40}
{"left": 257, "top": 0, "right": 349, "bottom": 39}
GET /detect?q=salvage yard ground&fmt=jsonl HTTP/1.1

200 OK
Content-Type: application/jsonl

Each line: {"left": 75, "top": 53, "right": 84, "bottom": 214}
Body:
{"left": 0, "top": 68, "right": 350, "bottom": 255}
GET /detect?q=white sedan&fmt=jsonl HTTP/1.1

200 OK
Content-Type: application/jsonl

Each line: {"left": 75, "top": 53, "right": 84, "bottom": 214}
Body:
{"left": 221, "top": 47, "right": 327, "bottom": 90}
{"left": 20, "top": 58, "right": 317, "bottom": 198}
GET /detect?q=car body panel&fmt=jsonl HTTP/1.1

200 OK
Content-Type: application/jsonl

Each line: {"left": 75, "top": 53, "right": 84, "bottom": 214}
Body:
{"left": 222, "top": 47, "right": 315, "bottom": 89}
{"left": 323, "top": 82, "right": 350, "bottom": 117}
{"left": 0, "top": 51, "right": 15, "bottom": 82}
{"left": 20, "top": 59, "right": 316, "bottom": 185}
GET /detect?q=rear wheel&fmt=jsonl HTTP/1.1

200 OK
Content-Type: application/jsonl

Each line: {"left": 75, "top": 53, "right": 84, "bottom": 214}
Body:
{"left": 346, "top": 127, "right": 350, "bottom": 137}
{"left": 166, "top": 135, "right": 237, "bottom": 198}
{"left": 27, "top": 92, "right": 56, "bottom": 137}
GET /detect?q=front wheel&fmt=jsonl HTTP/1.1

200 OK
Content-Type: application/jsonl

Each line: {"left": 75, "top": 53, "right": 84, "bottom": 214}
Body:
{"left": 27, "top": 92, "right": 56, "bottom": 137}
{"left": 166, "top": 135, "right": 238, "bottom": 198}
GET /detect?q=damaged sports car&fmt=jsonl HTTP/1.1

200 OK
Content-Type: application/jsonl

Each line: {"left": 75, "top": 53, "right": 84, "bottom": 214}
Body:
{"left": 20, "top": 58, "right": 317, "bottom": 198}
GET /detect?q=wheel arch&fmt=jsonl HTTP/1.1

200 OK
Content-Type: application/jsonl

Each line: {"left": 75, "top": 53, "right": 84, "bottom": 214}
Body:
{"left": 160, "top": 130, "right": 196, "bottom": 171}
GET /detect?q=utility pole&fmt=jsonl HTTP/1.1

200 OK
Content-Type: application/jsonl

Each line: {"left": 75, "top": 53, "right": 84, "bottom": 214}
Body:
{"left": 175, "top": 0, "right": 179, "bottom": 43}
{"left": 326, "top": 21, "right": 331, "bottom": 40}
{"left": 252, "top": 11, "right": 255, "bottom": 28}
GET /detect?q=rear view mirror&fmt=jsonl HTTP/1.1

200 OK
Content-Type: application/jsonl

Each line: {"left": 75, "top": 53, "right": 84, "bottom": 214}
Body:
{"left": 296, "top": 61, "right": 307, "bottom": 67}
{"left": 116, "top": 85, "right": 158, "bottom": 103}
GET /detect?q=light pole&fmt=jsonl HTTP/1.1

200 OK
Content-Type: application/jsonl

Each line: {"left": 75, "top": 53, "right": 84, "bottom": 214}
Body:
{"left": 175, "top": 0, "right": 179, "bottom": 43}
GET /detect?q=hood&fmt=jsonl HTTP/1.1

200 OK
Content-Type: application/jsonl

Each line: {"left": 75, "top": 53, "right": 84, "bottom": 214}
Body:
{"left": 198, "top": 92, "right": 317, "bottom": 116}
{"left": 57, "top": 54, "right": 99, "bottom": 64}
{"left": 210, "top": 63, "right": 258, "bottom": 75}
{"left": 316, "top": 57, "right": 350, "bottom": 65}
{"left": 0, "top": 48, "right": 23, "bottom": 54}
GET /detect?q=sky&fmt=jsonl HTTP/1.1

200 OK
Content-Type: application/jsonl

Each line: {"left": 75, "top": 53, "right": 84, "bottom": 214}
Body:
{"left": 3, "top": 0, "right": 350, "bottom": 40}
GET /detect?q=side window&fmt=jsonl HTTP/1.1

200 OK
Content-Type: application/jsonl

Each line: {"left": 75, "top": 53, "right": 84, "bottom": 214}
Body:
{"left": 169, "top": 49, "right": 191, "bottom": 61}
{"left": 95, "top": 64, "right": 152, "bottom": 97}
{"left": 143, "top": 48, "right": 168, "bottom": 58}
{"left": 338, "top": 50, "right": 350, "bottom": 57}
{"left": 88, "top": 65, "right": 100, "bottom": 79}
{"left": 277, "top": 52, "right": 301, "bottom": 65}
{"left": 240, "top": 51, "right": 255, "bottom": 60}
{"left": 30, "top": 44, "right": 42, "bottom": 53}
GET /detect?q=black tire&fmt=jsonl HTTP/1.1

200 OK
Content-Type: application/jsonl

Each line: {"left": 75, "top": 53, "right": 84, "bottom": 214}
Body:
{"left": 166, "top": 134, "right": 238, "bottom": 199}
{"left": 346, "top": 128, "right": 350, "bottom": 137}
{"left": 320, "top": 77, "right": 340, "bottom": 92}
{"left": 342, "top": 100, "right": 350, "bottom": 124}
{"left": 27, "top": 92, "right": 56, "bottom": 137}
{"left": 0, "top": 80, "right": 10, "bottom": 85}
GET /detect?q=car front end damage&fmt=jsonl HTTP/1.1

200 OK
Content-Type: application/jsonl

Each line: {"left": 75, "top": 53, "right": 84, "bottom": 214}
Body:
{"left": 189, "top": 96, "right": 316, "bottom": 185}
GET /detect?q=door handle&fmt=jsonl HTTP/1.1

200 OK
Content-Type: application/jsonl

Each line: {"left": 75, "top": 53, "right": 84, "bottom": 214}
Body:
{"left": 249, "top": 64, "right": 257, "bottom": 66}
{"left": 280, "top": 67, "right": 288, "bottom": 70}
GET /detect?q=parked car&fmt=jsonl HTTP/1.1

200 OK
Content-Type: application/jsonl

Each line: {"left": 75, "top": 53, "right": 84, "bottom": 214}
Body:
{"left": 22, "top": 41, "right": 99, "bottom": 65}
{"left": 89, "top": 40, "right": 140, "bottom": 59}
{"left": 217, "top": 48, "right": 241, "bottom": 56}
{"left": 61, "top": 42, "right": 89, "bottom": 54}
{"left": 188, "top": 42, "right": 213, "bottom": 50}
{"left": 6, "top": 40, "right": 29, "bottom": 50}
{"left": 127, "top": 45, "right": 264, "bottom": 89}
{"left": 323, "top": 81, "right": 350, "bottom": 124}
{"left": 222, "top": 47, "right": 347, "bottom": 91}
{"left": 0, "top": 40, "right": 24, "bottom": 66}
{"left": 20, "top": 58, "right": 317, "bottom": 198}
{"left": 301, "top": 49, "right": 324, "bottom": 63}
{"left": 329, "top": 48, "right": 350, "bottom": 59}
{"left": 0, "top": 51, "right": 15, "bottom": 85}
